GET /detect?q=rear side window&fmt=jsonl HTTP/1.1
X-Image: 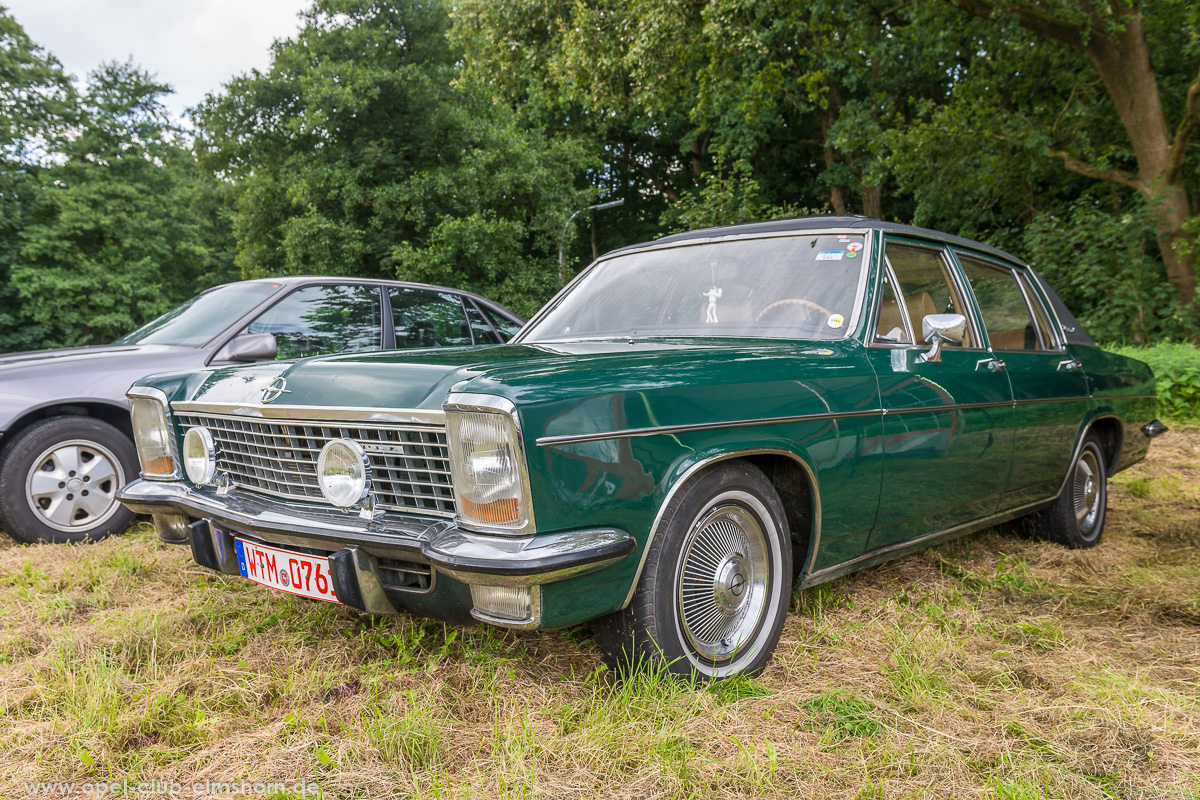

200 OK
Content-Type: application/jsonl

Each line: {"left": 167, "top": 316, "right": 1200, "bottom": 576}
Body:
{"left": 390, "top": 288, "right": 472, "bottom": 348}
{"left": 464, "top": 302, "right": 501, "bottom": 344}
{"left": 957, "top": 256, "right": 1046, "bottom": 351}
{"left": 479, "top": 304, "right": 523, "bottom": 341}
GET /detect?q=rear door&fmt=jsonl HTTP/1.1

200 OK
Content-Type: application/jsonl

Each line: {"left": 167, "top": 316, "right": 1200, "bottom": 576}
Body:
{"left": 863, "top": 239, "right": 1015, "bottom": 551}
{"left": 952, "top": 253, "right": 1090, "bottom": 506}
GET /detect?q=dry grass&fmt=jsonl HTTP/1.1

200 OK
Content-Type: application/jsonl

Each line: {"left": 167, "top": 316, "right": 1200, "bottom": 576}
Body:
{"left": 2, "top": 430, "right": 1199, "bottom": 798}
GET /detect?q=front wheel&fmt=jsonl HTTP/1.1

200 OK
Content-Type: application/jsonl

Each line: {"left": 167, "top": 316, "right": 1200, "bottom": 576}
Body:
{"left": 1023, "top": 433, "right": 1107, "bottom": 549}
{"left": 0, "top": 416, "right": 138, "bottom": 544}
{"left": 593, "top": 462, "right": 792, "bottom": 681}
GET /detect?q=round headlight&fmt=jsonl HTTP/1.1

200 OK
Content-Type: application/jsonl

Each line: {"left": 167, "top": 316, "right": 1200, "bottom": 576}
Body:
{"left": 317, "top": 438, "right": 370, "bottom": 509}
{"left": 182, "top": 426, "right": 217, "bottom": 486}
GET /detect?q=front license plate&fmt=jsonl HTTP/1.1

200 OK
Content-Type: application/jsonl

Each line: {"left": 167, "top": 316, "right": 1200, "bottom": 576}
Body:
{"left": 234, "top": 539, "right": 339, "bottom": 604}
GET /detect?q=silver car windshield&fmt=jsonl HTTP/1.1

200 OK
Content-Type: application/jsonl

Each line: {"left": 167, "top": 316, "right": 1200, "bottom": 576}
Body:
{"left": 113, "top": 282, "right": 283, "bottom": 347}
{"left": 521, "top": 234, "right": 867, "bottom": 342}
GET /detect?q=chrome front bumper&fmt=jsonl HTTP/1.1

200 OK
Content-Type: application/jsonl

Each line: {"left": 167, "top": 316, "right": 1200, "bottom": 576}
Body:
{"left": 117, "top": 479, "right": 636, "bottom": 611}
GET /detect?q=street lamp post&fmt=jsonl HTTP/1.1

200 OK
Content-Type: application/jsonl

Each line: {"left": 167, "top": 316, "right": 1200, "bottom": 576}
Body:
{"left": 559, "top": 198, "right": 625, "bottom": 284}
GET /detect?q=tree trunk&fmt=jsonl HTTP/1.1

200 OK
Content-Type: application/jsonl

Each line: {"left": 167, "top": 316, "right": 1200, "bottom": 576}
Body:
{"left": 819, "top": 108, "right": 846, "bottom": 214}
{"left": 862, "top": 184, "right": 882, "bottom": 219}
{"left": 1085, "top": 12, "right": 1196, "bottom": 304}
{"left": 952, "top": 1, "right": 1198, "bottom": 307}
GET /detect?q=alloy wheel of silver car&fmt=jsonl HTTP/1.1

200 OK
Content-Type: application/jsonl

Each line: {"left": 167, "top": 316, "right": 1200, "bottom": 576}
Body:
{"left": 25, "top": 438, "right": 126, "bottom": 533}
{"left": 0, "top": 416, "right": 138, "bottom": 544}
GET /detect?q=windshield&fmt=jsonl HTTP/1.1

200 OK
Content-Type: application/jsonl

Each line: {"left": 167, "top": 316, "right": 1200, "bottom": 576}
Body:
{"left": 113, "top": 282, "right": 284, "bottom": 347}
{"left": 521, "top": 234, "right": 867, "bottom": 343}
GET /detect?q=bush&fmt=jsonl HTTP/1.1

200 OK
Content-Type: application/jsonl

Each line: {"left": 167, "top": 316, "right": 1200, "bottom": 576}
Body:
{"left": 1109, "top": 343, "right": 1200, "bottom": 422}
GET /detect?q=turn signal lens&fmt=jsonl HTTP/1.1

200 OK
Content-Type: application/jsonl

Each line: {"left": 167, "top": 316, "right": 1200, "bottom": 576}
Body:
{"left": 130, "top": 396, "right": 176, "bottom": 479}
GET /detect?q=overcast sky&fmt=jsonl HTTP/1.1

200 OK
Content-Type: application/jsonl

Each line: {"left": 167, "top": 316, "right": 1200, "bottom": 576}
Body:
{"left": 4, "top": 0, "right": 310, "bottom": 120}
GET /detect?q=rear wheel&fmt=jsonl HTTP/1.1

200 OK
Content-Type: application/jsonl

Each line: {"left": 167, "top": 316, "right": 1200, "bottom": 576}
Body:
{"left": 593, "top": 462, "right": 792, "bottom": 680}
{"left": 0, "top": 416, "right": 138, "bottom": 544}
{"left": 1024, "top": 433, "right": 1107, "bottom": 549}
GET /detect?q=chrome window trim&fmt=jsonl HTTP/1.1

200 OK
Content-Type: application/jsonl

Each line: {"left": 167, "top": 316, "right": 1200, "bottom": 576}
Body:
{"left": 443, "top": 392, "right": 537, "bottom": 536}
{"left": 1015, "top": 271, "right": 1065, "bottom": 351}
{"left": 128, "top": 385, "right": 182, "bottom": 480}
{"left": 620, "top": 447, "right": 822, "bottom": 609}
{"left": 171, "top": 401, "right": 445, "bottom": 427}
{"left": 871, "top": 258, "right": 915, "bottom": 346}
{"left": 513, "top": 227, "right": 876, "bottom": 345}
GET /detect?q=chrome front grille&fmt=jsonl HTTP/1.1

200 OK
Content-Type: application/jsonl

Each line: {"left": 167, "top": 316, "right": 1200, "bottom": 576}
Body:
{"left": 175, "top": 412, "right": 455, "bottom": 517}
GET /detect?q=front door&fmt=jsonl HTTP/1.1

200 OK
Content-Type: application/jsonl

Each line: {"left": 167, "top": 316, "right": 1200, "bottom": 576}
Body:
{"left": 953, "top": 253, "right": 1091, "bottom": 507}
{"left": 864, "top": 240, "right": 1015, "bottom": 550}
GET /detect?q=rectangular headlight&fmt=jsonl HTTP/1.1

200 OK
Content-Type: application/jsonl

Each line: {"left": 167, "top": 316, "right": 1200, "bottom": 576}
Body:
{"left": 129, "top": 391, "right": 178, "bottom": 479}
{"left": 444, "top": 395, "right": 534, "bottom": 534}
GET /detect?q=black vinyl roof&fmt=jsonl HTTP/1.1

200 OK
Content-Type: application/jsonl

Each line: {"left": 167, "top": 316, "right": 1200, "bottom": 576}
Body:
{"left": 620, "top": 215, "right": 1023, "bottom": 265}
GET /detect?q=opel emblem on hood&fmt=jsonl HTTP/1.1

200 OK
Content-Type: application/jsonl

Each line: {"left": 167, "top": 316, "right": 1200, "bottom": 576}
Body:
{"left": 261, "top": 376, "right": 291, "bottom": 403}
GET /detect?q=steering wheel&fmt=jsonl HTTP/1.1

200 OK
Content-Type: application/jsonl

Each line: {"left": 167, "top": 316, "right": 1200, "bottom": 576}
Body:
{"left": 755, "top": 298, "right": 834, "bottom": 323}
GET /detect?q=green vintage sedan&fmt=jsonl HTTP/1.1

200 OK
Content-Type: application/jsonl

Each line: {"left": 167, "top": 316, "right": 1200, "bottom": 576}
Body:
{"left": 117, "top": 217, "right": 1166, "bottom": 679}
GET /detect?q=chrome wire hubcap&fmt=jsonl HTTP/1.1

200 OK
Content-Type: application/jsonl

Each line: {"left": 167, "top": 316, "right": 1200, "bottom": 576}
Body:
{"left": 1073, "top": 449, "right": 1102, "bottom": 535}
{"left": 25, "top": 439, "right": 124, "bottom": 533}
{"left": 677, "top": 503, "right": 769, "bottom": 662}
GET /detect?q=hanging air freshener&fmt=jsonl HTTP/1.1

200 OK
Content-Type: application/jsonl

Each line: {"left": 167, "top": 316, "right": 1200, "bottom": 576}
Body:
{"left": 703, "top": 261, "right": 722, "bottom": 323}
{"left": 703, "top": 286, "right": 723, "bottom": 323}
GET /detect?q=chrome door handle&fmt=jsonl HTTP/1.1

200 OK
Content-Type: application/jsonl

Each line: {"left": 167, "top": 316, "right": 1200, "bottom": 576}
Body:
{"left": 1057, "top": 359, "right": 1082, "bottom": 372}
{"left": 977, "top": 357, "right": 1006, "bottom": 372}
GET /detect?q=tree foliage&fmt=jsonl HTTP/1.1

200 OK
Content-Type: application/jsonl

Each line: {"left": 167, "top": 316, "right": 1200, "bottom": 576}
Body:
{"left": 12, "top": 62, "right": 236, "bottom": 347}
{"left": 195, "top": 0, "right": 594, "bottom": 317}
{"left": 0, "top": 0, "right": 1198, "bottom": 349}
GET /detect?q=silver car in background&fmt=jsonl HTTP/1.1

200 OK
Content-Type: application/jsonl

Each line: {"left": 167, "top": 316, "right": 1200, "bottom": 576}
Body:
{"left": 0, "top": 277, "right": 524, "bottom": 544}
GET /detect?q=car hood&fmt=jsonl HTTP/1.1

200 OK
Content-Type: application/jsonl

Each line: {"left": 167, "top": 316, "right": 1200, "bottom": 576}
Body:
{"left": 0, "top": 343, "right": 206, "bottom": 430}
{"left": 160, "top": 338, "right": 873, "bottom": 438}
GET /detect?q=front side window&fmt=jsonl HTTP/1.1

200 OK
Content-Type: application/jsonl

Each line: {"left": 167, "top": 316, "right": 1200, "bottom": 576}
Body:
{"left": 390, "top": 288, "right": 472, "bottom": 348}
{"left": 878, "top": 243, "right": 976, "bottom": 348}
{"left": 957, "top": 256, "right": 1046, "bottom": 351}
{"left": 246, "top": 284, "right": 382, "bottom": 359}
{"left": 521, "top": 234, "right": 867, "bottom": 343}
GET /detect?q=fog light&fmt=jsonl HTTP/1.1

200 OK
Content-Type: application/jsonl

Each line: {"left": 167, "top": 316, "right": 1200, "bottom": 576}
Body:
{"left": 317, "top": 438, "right": 370, "bottom": 509}
{"left": 470, "top": 584, "right": 538, "bottom": 625}
{"left": 182, "top": 426, "right": 218, "bottom": 485}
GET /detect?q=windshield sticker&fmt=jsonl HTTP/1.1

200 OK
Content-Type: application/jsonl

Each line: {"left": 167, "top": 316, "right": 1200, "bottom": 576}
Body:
{"left": 815, "top": 250, "right": 843, "bottom": 261}
{"left": 846, "top": 242, "right": 863, "bottom": 252}
{"left": 827, "top": 313, "right": 845, "bottom": 329}
{"left": 846, "top": 251, "right": 858, "bottom": 258}
{"left": 703, "top": 286, "right": 723, "bottom": 323}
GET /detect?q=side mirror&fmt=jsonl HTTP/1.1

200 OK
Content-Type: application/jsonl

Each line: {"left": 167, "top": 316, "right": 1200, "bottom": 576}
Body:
{"left": 221, "top": 332, "right": 277, "bottom": 362}
{"left": 918, "top": 314, "right": 966, "bottom": 363}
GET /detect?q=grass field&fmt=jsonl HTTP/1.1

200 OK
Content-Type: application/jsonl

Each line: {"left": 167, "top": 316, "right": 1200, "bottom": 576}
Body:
{"left": 1, "top": 430, "right": 1198, "bottom": 799}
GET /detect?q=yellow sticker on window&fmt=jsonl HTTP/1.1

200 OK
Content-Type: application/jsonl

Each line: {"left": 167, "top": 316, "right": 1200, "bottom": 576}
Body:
{"left": 827, "top": 314, "right": 845, "bottom": 329}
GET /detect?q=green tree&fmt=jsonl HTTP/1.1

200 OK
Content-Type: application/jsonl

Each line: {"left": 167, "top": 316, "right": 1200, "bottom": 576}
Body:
{"left": 0, "top": 6, "right": 74, "bottom": 350}
{"left": 12, "top": 61, "right": 236, "bottom": 347}
{"left": 196, "top": 0, "right": 592, "bottom": 315}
